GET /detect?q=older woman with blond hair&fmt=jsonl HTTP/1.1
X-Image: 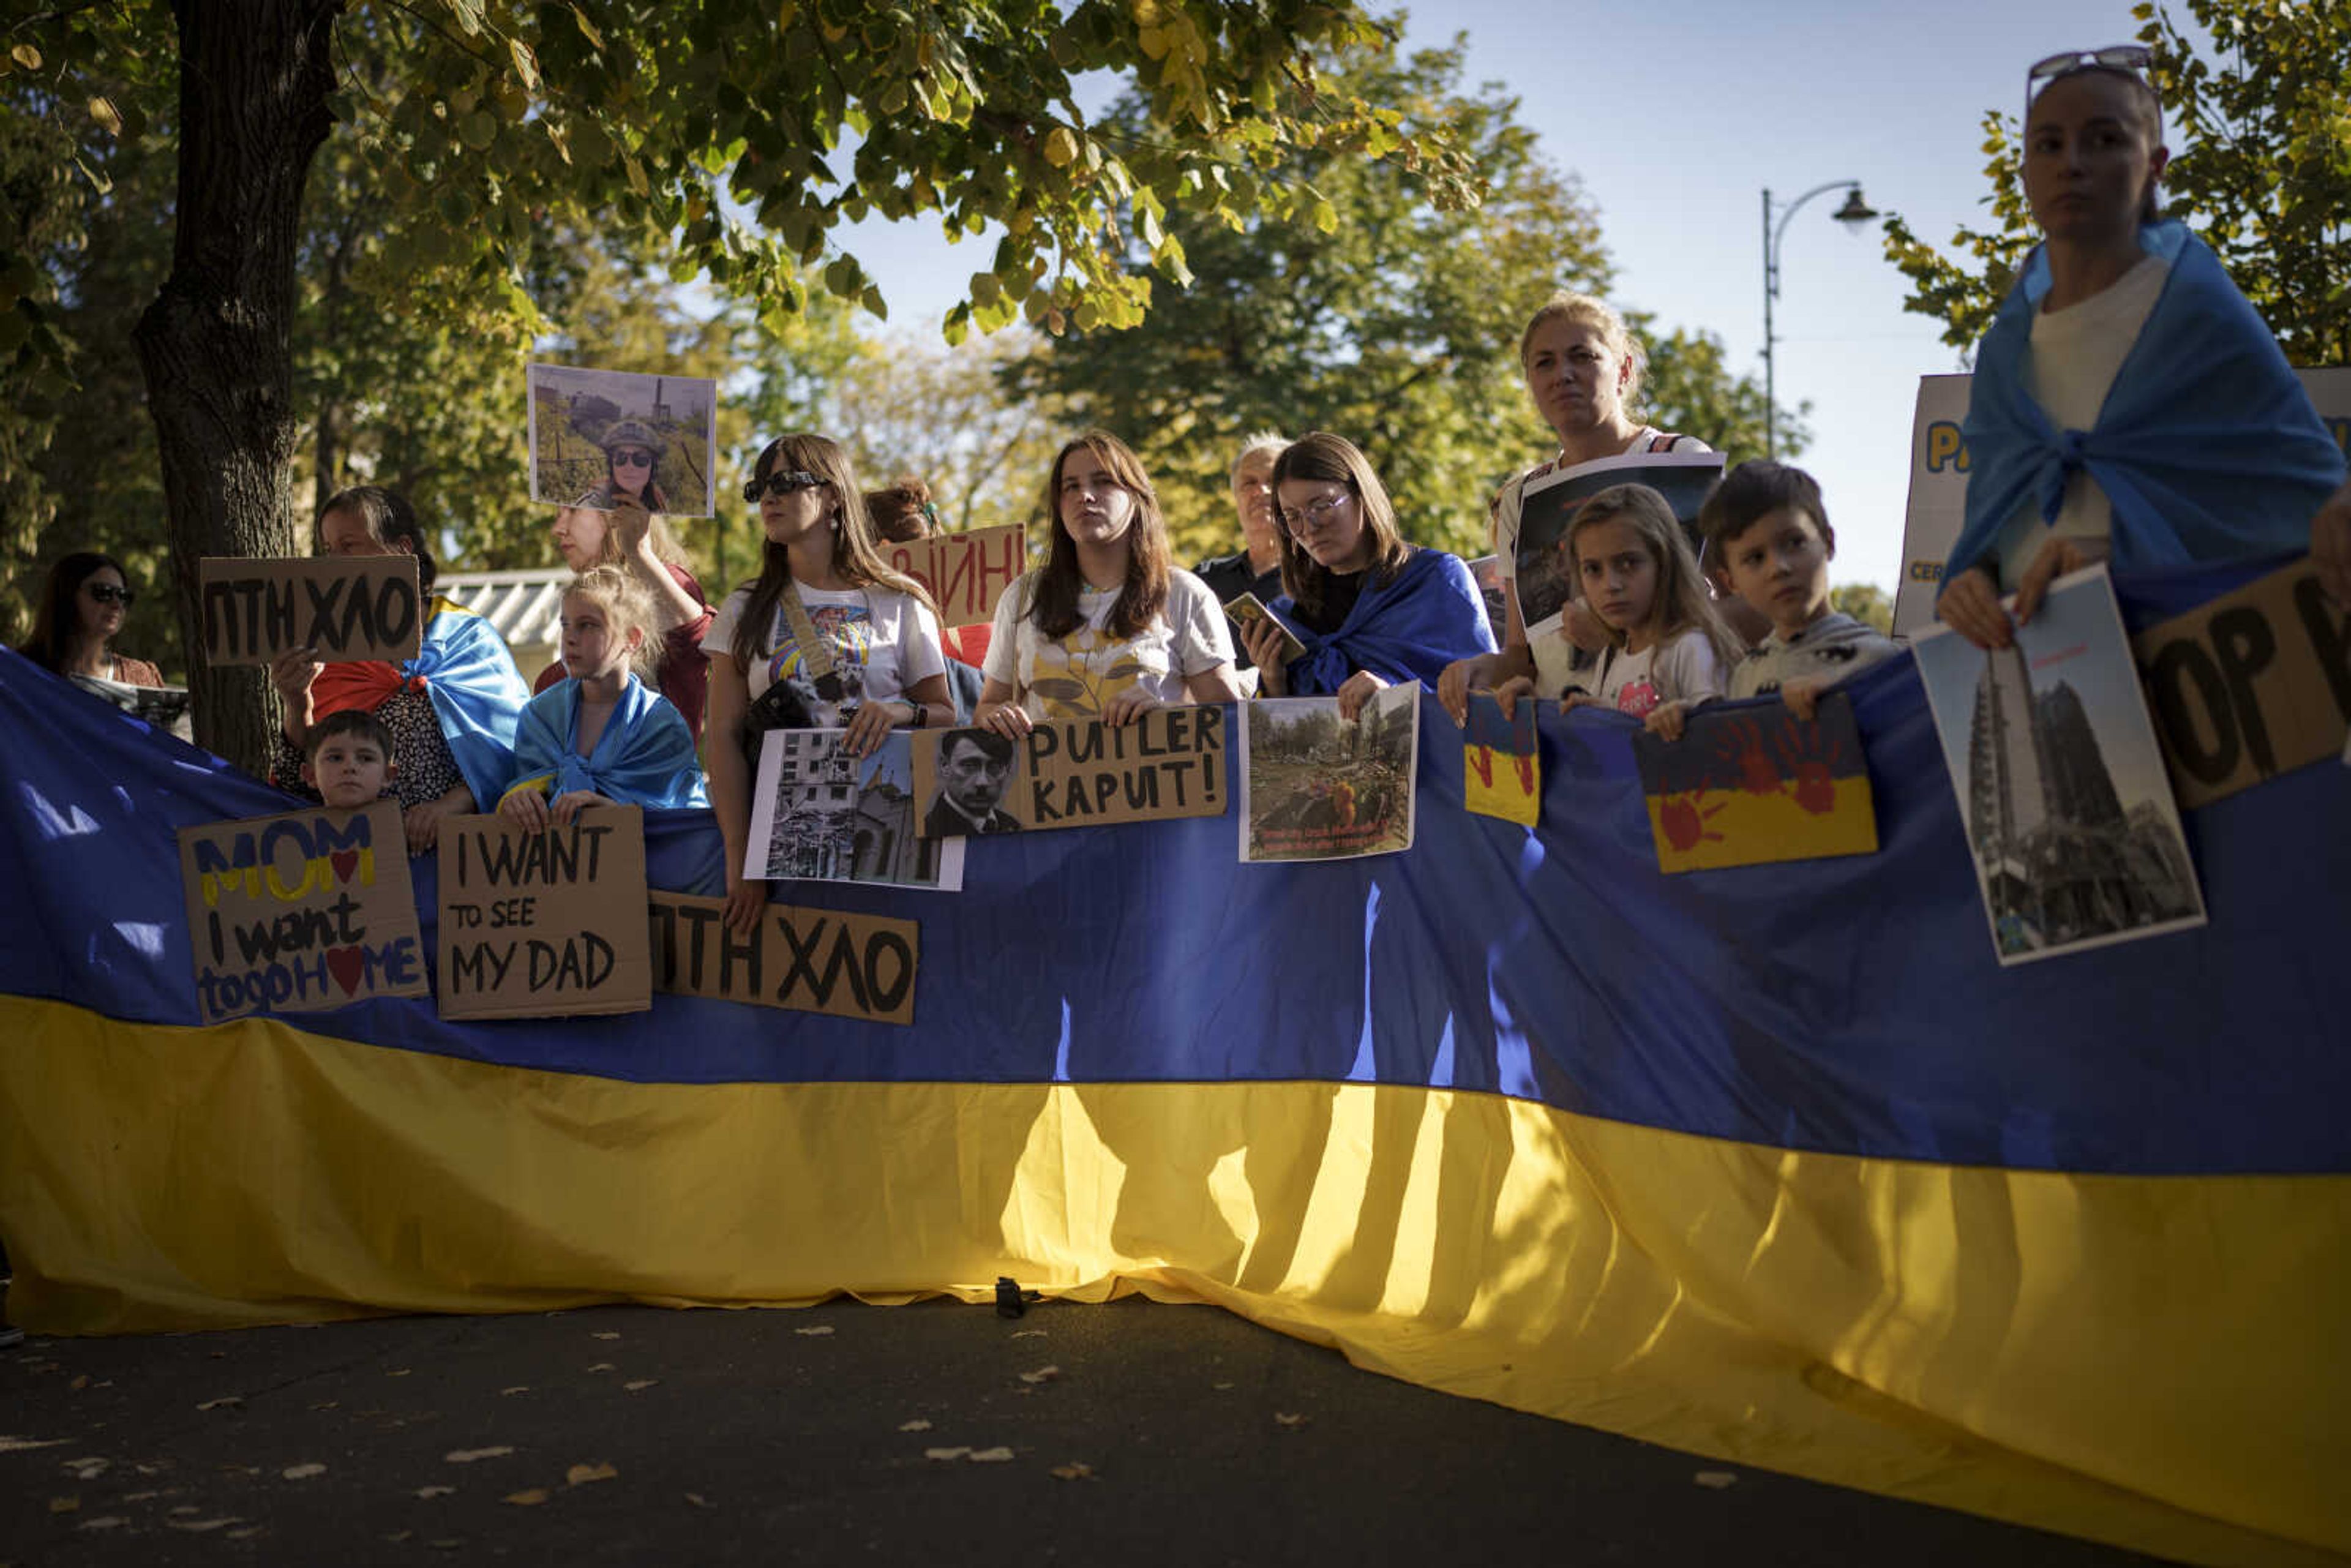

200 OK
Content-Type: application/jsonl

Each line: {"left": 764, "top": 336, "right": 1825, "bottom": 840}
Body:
{"left": 1235, "top": 433, "right": 1493, "bottom": 720}
{"left": 1438, "top": 291, "right": 1714, "bottom": 722}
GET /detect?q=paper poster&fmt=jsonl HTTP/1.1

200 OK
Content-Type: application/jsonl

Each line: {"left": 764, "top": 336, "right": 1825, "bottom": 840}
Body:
{"left": 527, "top": 362, "right": 719, "bottom": 517}
{"left": 1630, "top": 693, "right": 1878, "bottom": 873}
{"left": 648, "top": 890, "right": 918, "bottom": 1026}
{"left": 1240, "top": 685, "right": 1419, "bottom": 863}
{"left": 1465, "top": 553, "right": 1509, "bottom": 642}
{"left": 1462, "top": 692, "right": 1539, "bottom": 827}
{"left": 71, "top": 672, "right": 192, "bottom": 739}
{"left": 912, "top": 707, "right": 1228, "bottom": 837}
{"left": 748, "top": 730, "right": 966, "bottom": 891}
{"left": 1891, "top": 366, "right": 2351, "bottom": 638}
{"left": 1911, "top": 568, "right": 2205, "bottom": 966}
{"left": 436, "top": 806, "right": 654, "bottom": 1019}
{"left": 2131, "top": 559, "right": 2351, "bottom": 808}
{"left": 198, "top": 555, "right": 422, "bottom": 666}
{"left": 1512, "top": 451, "right": 1724, "bottom": 642}
{"left": 178, "top": 800, "right": 430, "bottom": 1023}
{"left": 879, "top": 523, "right": 1026, "bottom": 629}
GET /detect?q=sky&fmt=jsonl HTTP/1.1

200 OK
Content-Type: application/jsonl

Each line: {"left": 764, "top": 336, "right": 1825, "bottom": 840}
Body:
{"left": 825, "top": 0, "right": 2156, "bottom": 597}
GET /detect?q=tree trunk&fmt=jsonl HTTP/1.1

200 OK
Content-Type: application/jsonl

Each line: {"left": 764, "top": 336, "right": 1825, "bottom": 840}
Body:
{"left": 132, "top": 0, "right": 342, "bottom": 774}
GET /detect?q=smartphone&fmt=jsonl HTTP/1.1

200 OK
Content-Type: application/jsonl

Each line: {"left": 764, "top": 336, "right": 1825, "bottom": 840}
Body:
{"left": 1226, "top": 592, "right": 1308, "bottom": 666}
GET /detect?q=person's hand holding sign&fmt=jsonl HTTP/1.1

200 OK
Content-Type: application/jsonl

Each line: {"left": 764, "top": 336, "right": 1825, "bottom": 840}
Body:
{"left": 268, "top": 644, "right": 323, "bottom": 742}
{"left": 500, "top": 785, "right": 552, "bottom": 833}
{"left": 550, "top": 789, "right": 612, "bottom": 825}
{"left": 1101, "top": 685, "right": 1163, "bottom": 727}
{"left": 405, "top": 783, "right": 474, "bottom": 856}
{"left": 1335, "top": 670, "right": 1390, "bottom": 722}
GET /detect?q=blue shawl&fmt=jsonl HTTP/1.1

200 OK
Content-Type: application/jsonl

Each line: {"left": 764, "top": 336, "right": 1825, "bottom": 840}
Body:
{"left": 1273, "top": 548, "right": 1498, "bottom": 696}
{"left": 413, "top": 601, "right": 530, "bottom": 812}
{"left": 503, "top": 673, "right": 707, "bottom": 811}
{"left": 1943, "top": 223, "right": 2344, "bottom": 593}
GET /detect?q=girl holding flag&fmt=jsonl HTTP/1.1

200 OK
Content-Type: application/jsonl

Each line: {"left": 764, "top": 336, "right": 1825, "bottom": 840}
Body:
{"left": 268, "top": 486, "right": 531, "bottom": 853}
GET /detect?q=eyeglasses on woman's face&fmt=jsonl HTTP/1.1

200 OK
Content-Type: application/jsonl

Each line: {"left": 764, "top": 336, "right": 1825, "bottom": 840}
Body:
{"left": 611, "top": 448, "right": 656, "bottom": 471}
{"left": 86, "top": 582, "right": 134, "bottom": 606}
{"left": 1278, "top": 492, "right": 1352, "bottom": 537}
{"left": 743, "top": 470, "right": 825, "bottom": 503}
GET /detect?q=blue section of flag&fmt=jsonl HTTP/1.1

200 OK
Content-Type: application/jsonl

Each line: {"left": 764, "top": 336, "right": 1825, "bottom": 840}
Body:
{"left": 2, "top": 555, "right": 2345, "bottom": 1177}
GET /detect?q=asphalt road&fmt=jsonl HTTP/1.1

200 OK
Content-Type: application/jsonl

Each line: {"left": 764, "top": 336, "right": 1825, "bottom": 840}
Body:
{"left": 0, "top": 1292, "right": 2168, "bottom": 1567}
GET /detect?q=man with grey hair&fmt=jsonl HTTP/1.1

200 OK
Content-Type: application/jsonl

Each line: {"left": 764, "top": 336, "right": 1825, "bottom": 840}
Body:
{"left": 1194, "top": 431, "right": 1288, "bottom": 669}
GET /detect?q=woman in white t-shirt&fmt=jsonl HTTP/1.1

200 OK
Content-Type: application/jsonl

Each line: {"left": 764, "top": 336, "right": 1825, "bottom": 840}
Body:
{"left": 703, "top": 433, "right": 952, "bottom": 933}
{"left": 976, "top": 430, "right": 1242, "bottom": 735}
{"left": 1437, "top": 292, "right": 1722, "bottom": 724}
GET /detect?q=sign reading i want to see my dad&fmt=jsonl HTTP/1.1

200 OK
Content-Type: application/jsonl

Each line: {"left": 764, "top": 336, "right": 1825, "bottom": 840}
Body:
{"left": 199, "top": 555, "right": 425, "bottom": 666}
{"left": 436, "top": 807, "right": 653, "bottom": 1020}
{"left": 178, "top": 800, "right": 430, "bottom": 1024}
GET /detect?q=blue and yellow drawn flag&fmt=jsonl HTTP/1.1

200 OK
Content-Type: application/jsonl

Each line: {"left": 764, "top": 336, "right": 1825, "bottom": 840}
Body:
{"left": 1461, "top": 691, "right": 1539, "bottom": 825}
{"left": 1630, "top": 691, "right": 1877, "bottom": 872}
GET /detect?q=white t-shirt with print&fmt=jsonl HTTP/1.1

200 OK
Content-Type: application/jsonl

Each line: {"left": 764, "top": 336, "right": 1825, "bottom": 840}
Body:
{"left": 1994, "top": 253, "right": 2171, "bottom": 591}
{"left": 1573, "top": 626, "right": 1725, "bottom": 718}
{"left": 983, "top": 568, "right": 1233, "bottom": 719}
{"left": 703, "top": 583, "right": 946, "bottom": 730}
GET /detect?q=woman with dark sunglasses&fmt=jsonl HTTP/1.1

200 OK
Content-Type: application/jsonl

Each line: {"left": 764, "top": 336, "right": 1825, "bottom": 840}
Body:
{"left": 702, "top": 434, "right": 952, "bottom": 936}
{"left": 576, "top": 419, "right": 674, "bottom": 514}
{"left": 17, "top": 551, "right": 164, "bottom": 688}
{"left": 1936, "top": 47, "right": 2344, "bottom": 650}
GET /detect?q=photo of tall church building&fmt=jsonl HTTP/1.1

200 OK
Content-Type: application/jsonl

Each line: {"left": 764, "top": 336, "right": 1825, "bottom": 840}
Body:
{"left": 751, "top": 731, "right": 948, "bottom": 890}
{"left": 1962, "top": 642, "right": 2200, "bottom": 958}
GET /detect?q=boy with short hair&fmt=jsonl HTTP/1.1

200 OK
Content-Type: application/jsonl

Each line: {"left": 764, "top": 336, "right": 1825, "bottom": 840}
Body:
{"left": 1649, "top": 460, "right": 1902, "bottom": 739}
{"left": 301, "top": 708, "right": 397, "bottom": 809}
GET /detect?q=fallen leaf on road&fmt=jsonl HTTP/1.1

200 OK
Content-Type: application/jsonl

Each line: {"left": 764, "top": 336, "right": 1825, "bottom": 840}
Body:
{"left": 967, "top": 1447, "right": 1015, "bottom": 1463}
{"left": 1049, "top": 1463, "right": 1095, "bottom": 1481}
{"left": 584, "top": 1362, "right": 616, "bottom": 1373}
{"left": 1273, "top": 1412, "right": 1308, "bottom": 1428}
{"left": 684, "top": 1492, "right": 711, "bottom": 1508}
{"left": 897, "top": 1419, "right": 932, "bottom": 1432}
{"left": 416, "top": 1485, "right": 455, "bottom": 1499}
{"left": 1017, "top": 1365, "right": 1060, "bottom": 1385}
{"left": 503, "top": 1489, "right": 550, "bottom": 1506}
{"left": 196, "top": 1397, "right": 243, "bottom": 1411}
{"left": 50, "top": 1496, "right": 80, "bottom": 1513}
{"left": 70, "top": 1375, "right": 88, "bottom": 1390}
{"left": 172, "top": 1504, "right": 200, "bottom": 1515}
{"left": 0, "top": 1436, "right": 69, "bottom": 1453}
{"left": 623, "top": 1380, "right": 658, "bottom": 1392}
{"left": 64, "top": 1457, "right": 108, "bottom": 1480}
{"left": 383, "top": 1532, "right": 413, "bottom": 1544}
{"left": 500, "top": 1387, "right": 529, "bottom": 1397}
{"left": 429, "top": 1538, "right": 463, "bottom": 1549}
{"left": 386, "top": 1368, "right": 411, "bottom": 1378}
{"left": 167, "top": 1516, "right": 244, "bottom": 1532}
{"left": 80, "top": 1517, "right": 128, "bottom": 1531}
{"left": 592, "top": 1332, "right": 620, "bottom": 1341}
{"left": 1693, "top": 1471, "right": 1738, "bottom": 1490}
{"left": 1212, "top": 1382, "right": 1234, "bottom": 1390}
{"left": 309, "top": 1401, "right": 339, "bottom": 1411}
{"left": 924, "top": 1447, "right": 972, "bottom": 1461}
{"left": 1010, "top": 1329, "right": 1046, "bottom": 1339}
{"left": 230, "top": 1526, "right": 266, "bottom": 1540}
{"left": 793, "top": 1326, "right": 834, "bottom": 1337}
{"left": 444, "top": 1447, "right": 515, "bottom": 1463}
{"left": 566, "top": 1462, "right": 617, "bottom": 1486}
{"left": 123, "top": 1491, "right": 163, "bottom": 1501}
{"left": 282, "top": 1463, "right": 326, "bottom": 1480}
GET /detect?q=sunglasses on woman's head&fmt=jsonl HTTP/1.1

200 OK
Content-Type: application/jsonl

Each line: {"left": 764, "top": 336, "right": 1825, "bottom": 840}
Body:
{"left": 2025, "top": 45, "right": 2154, "bottom": 121}
{"left": 611, "top": 448, "right": 655, "bottom": 470}
{"left": 743, "top": 470, "right": 825, "bottom": 502}
{"left": 86, "top": 583, "right": 134, "bottom": 606}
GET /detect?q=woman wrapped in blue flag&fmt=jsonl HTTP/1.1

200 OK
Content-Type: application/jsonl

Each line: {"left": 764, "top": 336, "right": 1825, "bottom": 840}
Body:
{"left": 498, "top": 566, "right": 708, "bottom": 828}
{"left": 1937, "top": 47, "right": 2347, "bottom": 648}
{"left": 1235, "top": 432, "right": 1496, "bottom": 719}
{"left": 269, "top": 486, "right": 530, "bottom": 853}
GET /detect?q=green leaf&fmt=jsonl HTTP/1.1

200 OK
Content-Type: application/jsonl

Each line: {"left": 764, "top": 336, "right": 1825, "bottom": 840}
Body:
{"left": 9, "top": 43, "right": 40, "bottom": 71}
{"left": 1043, "top": 127, "right": 1079, "bottom": 167}
{"left": 507, "top": 39, "right": 540, "bottom": 92}
{"left": 460, "top": 110, "right": 497, "bottom": 149}
{"left": 571, "top": 4, "right": 604, "bottom": 48}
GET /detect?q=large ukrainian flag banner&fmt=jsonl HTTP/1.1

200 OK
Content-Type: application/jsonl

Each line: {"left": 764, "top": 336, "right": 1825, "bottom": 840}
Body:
{"left": 2, "top": 561, "right": 2345, "bottom": 1567}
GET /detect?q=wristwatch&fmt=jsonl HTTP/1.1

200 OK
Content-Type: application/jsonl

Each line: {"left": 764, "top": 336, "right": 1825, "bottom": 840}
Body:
{"left": 905, "top": 699, "right": 926, "bottom": 728}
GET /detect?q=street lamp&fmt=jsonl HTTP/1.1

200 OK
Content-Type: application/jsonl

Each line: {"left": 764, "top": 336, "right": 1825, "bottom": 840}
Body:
{"left": 1761, "top": 181, "right": 1878, "bottom": 457}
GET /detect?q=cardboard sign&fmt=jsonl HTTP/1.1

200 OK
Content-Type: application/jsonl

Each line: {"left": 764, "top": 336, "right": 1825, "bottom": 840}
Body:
{"left": 436, "top": 807, "right": 653, "bottom": 1019}
{"left": 1891, "top": 366, "right": 2351, "bottom": 638}
{"left": 179, "top": 800, "right": 430, "bottom": 1023}
{"left": 1629, "top": 694, "right": 1878, "bottom": 874}
{"left": 2131, "top": 560, "right": 2351, "bottom": 809}
{"left": 1462, "top": 692, "right": 1539, "bottom": 827}
{"left": 198, "top": 556, "right": 423, "bottom": 666}
{"left": 648, "top": 891, "right": 918, "bottom": 1026}
{"left": 1018, "top": 705, "right": 1229, "bottom": 830}
{"left": 1240, "top": 685, "right": 1419, "bottom": 862}
{"left": 880, "top": 523, "right": 1026, "bottom": 629}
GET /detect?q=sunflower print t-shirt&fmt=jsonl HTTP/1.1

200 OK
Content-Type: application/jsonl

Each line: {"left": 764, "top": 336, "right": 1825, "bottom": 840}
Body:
{"left": 983, "top": 569, "right": 1233, "bottom": 719}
